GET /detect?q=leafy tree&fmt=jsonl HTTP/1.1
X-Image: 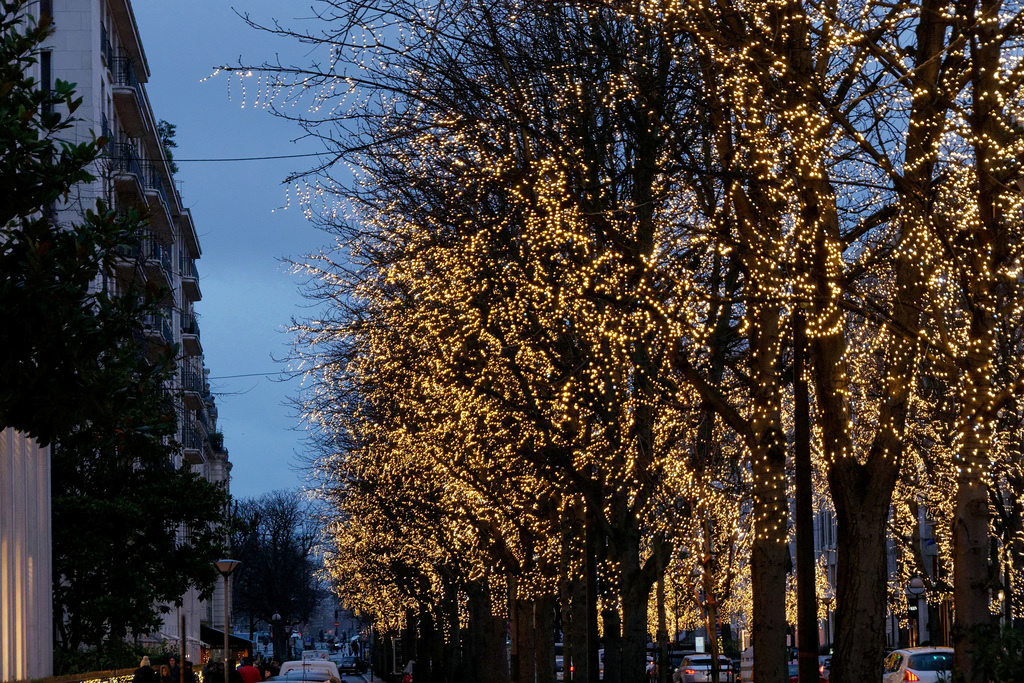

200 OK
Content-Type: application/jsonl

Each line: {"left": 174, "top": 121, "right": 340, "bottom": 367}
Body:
{"left": 0, "top": 1, "right": 139, "bottom": 444}
{"left": 157, "top": 119, "right": 179, "bottom": 175}
{"left": 52, "top": 373, "right": 230, "bottom": 651}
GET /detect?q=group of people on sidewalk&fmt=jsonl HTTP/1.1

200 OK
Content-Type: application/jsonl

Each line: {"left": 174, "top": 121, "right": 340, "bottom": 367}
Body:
{"left": 134, "top": 655, "right": 279, "bottom": 683}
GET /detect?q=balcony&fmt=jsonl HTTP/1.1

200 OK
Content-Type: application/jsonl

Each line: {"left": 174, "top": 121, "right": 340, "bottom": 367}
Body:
{"left": 139, "top": 233, "right": 172, "bottom": 289}
{"left": 180, "top": 416, "right": 205, "bottom": 465}
{"left": 181, "top": 311, "right": 203, "bottom": 356}
{"left": 196, "top": 405, "right": 211, "bottom": 434}
{"left": 178, "top": 209, "right": 200, "bottom": 258}
{"left": 181, "top": 364, "right": 204, "bottom": 410}
{"left": 113, "top": 240, "right": 141, "bottom": 282}
{"left": 111, "top": 55, "right": 146, "bottom": 136}
{"left": 109, "top": 140, "right": 144, "bottom": 197}
{"left": 180, "top": 256, "right": 201, "bottom": 301}
{"left": 143, "top": 163, "right": 174, "bottom": 240}
{"left": 143, "top": 311, "right": 173, "bottom": 348}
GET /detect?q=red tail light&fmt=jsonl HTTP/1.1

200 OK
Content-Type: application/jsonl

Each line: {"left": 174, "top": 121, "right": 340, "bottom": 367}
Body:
{"left": 904, "top": 671, "right": 919, "bottom": 682}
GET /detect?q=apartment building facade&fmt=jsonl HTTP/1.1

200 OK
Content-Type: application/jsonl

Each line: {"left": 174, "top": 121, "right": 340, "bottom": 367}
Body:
{"left": 1, "top": 1, "right": 232, "bottom": 676}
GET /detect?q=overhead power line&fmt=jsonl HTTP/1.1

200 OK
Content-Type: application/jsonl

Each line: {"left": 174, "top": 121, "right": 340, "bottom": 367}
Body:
{"left": 208, "top": 371, "right": 293, "bottom": 380}
{"left": 175, "top": 152, "right": 327, "bottom": 162}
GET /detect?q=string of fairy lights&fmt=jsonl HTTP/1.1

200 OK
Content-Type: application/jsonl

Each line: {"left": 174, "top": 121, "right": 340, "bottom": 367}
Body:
{"left": 218, "top": 0, "right": 1024, "bottom": 658}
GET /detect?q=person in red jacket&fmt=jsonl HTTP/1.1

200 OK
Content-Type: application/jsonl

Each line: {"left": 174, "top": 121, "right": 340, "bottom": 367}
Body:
{"left": 236, "top": 658, "right": 262, "bottom": 683}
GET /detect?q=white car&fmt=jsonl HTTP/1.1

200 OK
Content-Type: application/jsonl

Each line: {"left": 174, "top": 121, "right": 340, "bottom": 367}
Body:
{"left": 278, "top": 660, "right": 341, "bottom": 680}
{"left": 882, "top": 647, "right": 953, "bottom": 683}
{"left": 673, "top": 654, "right": 736, "bottom": 683}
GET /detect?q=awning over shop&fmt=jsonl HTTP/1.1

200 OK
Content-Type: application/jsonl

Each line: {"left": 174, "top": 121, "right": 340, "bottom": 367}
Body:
{"left": 200, "top": 625, "right": 254, "bottom": 650}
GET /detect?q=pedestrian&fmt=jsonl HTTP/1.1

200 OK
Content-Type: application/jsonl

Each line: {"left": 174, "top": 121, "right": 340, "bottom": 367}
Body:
{"left": 203, "top": 660, "right": 222, "bottom": 683}
{"left": 226, "top": 659, "right": 245, "bottom": 683}
{"left": 133, "top": 657, "right": 158, "bottom": 683}
{"left": 158, "top": 663, "right": 173, "bottom": 683}
{"left": 168, "top": 656, "right": 180, "bottom": 683}
{"left": 182, "top": 660, "right": 198, "bottom": 683}
{"left": 237, "top": 657, "right": 262, "bottom": 683}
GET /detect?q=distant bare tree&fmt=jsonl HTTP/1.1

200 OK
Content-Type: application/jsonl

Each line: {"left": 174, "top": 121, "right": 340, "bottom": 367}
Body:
{"left": 230, "top": 490, "right": 325, "bottom": 661}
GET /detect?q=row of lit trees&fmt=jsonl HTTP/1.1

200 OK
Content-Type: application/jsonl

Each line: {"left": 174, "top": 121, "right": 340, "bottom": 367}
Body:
{"left": 230, "top": 0, "right": 1022, "bottom": 680}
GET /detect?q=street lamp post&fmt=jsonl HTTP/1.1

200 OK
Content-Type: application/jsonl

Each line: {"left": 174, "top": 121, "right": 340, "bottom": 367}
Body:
{"left": 906, "top": 577, "right": 926, "bottom": 647}
{"left": 215, "top": 559, "right": 241, "bottom": 683}
{"left": 271, "top": 613, "right": 281, "bottom": 662}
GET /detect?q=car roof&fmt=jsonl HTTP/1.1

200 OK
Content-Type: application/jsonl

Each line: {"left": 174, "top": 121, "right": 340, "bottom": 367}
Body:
{"left": 267, "top": 672, "right": 336, "bottom": 683}
{"left": 278, "top": 661, "right": 340, "bottom": 678}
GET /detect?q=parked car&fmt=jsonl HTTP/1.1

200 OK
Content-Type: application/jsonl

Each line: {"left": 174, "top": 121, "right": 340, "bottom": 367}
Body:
{"left": 819, "top": 656, "right": 830, "bottom": 681}
{"left": 787, "top": 662, "right": 828, "bottom": 683}
{"left": 882, "top": 647, "right": 953, "bottom": 683}
{"left": 266, "top": 671, "right": 338, "bottom": 683}
{"left": 658, "top": 650, "right": 695, "bottom": 679}
{"left": 278, "top": 661, "right": 341, "bottom": 681}
{"left": 673, "top": 654, "right": 737, "bottom": 683}
{"left": 335, "top": 656, "right": 366, "bottom": 675}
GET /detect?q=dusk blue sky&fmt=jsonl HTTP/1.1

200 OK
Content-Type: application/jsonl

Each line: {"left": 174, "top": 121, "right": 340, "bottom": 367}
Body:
{"left": 132, "top": 3, "right": 334, "bottom": 499}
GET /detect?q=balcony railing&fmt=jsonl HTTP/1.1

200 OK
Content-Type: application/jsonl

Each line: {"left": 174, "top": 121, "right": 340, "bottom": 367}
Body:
{"left": 110, "top": 141, "right": 144, "bottom": 186}
{"left": 143, "top": 311, "right": 173, "bottom": 346}
{"left": 196, "top": 405, "right": 211, "bottom": 434}
{"left": 115, "top": 241, "right": 140, "bottom": 260}
{"left": 180, "top": 255, "right": 199, "bottom": 281}
{"left": 145, "top": 163, "right": 170, "bottom": 208}
{"left": 180, "top": 311, "right": 202, "bottom": 356}
{"left": 140, "top": 233, "right": 172, "bottom": 275}
{"left": 181, "top": 364, "right": 203, "bottom": 393}
{"left": 100, "top": 24, "right": 113, "bottom": 67}
{"left": 111, "top": 55, "right": 141, "bottom": 96}
{"left": 181, "top": 417, "right": 205, "bottom": 463}
{"left": 180, "top": 255, "right": 202, "bottom": 301}
{"left": 181, "top": 364, "right": 204, "bottom": 410}
{"left": 181, "top": 311, "right": 201, "bottom": 338}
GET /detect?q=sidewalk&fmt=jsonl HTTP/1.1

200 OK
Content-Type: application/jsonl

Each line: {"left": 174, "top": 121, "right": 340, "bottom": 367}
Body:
{"left": 347, "top": 673, "right": 383, "bottom": 683}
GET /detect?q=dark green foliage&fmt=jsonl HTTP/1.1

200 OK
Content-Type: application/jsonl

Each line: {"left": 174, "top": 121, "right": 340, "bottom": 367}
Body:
{"left": 53, "top": 642, "right": 149, "bottom": 676}
{"left": 157, "top": 119, "right": 179, "bottom": 174}
{"left": 953, "top": 626, "right": 1024, "bottom": 683}
{"left": 52, "top": 389, "right": 230, "bottom": 650}
{"left": 0, "top": 0, "right": 137, "bottom": 445}
{"left": 50, "top": 336, "right": 228, "bottom": 651}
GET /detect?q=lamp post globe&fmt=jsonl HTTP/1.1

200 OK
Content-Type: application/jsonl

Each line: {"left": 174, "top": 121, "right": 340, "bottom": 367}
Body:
{"left": 214, "top": 560, "right": 241, "bottom": 683}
